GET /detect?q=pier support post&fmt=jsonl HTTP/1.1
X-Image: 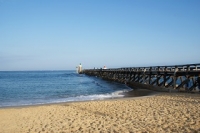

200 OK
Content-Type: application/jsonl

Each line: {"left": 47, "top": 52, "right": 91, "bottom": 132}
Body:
{"left": 172, "top": 66, "right": 178, "bottom": 92}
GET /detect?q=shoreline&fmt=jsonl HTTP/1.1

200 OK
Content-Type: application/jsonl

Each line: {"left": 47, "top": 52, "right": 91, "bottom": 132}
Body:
{"left": 0, "top": 88, "right": 158, "bottom": 109}
{"left": 0, "top": 88, "right": 198, "bottom": 110}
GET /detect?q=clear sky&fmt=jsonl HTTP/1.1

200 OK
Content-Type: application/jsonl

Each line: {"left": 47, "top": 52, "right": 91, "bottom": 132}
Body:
{"left": 0, "top": 0, "right": 200, "bottom": 71}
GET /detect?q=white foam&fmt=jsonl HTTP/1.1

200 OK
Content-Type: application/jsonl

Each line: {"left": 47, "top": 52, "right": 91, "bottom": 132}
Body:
{"left": 45, "top": 89, "right": 131, "bottom": 104}
{"left": 60, "top": 89, "right": 131, "bottom": 102}
{"left": 0, "top": 89, "right": 132, "bottom": 108}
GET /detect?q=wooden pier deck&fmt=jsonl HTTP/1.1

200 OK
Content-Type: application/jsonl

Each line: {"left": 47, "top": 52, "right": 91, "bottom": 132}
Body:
{"left": 83, "top": 63, "right": 200, "bottom": 92}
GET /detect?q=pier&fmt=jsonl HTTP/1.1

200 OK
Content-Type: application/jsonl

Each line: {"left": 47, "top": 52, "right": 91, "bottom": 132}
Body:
{"left": 83, "top": 63, "right": 200, "bottom": 92}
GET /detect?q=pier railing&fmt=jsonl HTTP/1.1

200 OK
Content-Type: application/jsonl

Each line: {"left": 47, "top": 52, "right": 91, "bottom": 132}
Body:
{"left": 83, "top": 63, "right": 200, "bottom": 92}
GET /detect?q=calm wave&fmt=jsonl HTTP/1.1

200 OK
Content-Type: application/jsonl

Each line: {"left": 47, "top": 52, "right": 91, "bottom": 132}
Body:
{"left": 0, "top": 70, "right": 131, "bottom": 107}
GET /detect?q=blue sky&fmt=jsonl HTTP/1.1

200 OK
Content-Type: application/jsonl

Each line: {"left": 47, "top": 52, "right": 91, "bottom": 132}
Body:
{"left": 0, "top": 0, "right": 199, "bottom": 70}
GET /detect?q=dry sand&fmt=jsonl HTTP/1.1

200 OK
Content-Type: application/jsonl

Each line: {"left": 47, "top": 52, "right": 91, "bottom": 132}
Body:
{"left": 0, "top": 93, "right": 200, "bottom": 133}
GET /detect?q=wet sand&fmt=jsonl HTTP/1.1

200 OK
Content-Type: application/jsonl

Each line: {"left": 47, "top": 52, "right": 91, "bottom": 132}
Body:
{"left": 0, "top": 92, "right": 200, "bottom": 133}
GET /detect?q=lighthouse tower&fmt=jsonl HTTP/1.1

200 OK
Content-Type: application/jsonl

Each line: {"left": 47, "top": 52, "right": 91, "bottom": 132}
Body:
{"left": 77, "top": 63, "right": 82, "bottom": 74}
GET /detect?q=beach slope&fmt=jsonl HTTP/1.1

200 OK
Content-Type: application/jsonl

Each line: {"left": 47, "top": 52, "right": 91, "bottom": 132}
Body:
{"left": 0, "top": 93, "right": 200, "bottom": 133}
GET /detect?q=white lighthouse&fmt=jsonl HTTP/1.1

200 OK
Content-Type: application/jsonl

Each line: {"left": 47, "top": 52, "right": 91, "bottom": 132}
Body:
{"left": 77, "top": 63, "right": 82, "bottom": 74}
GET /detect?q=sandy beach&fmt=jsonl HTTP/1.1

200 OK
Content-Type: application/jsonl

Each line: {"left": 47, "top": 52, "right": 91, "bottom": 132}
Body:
{"left": 0, "top": 92, "right": 200, "bottom": 133}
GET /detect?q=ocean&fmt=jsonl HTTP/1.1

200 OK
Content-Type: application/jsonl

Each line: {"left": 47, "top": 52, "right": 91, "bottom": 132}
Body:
{"left": 0, "top": 70, "right": 132, "bottom": 108}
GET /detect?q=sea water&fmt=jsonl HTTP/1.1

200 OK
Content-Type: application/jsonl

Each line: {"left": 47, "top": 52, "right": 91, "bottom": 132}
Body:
{"left": 0, "top": 70, "right": 131, "bottom": 107}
